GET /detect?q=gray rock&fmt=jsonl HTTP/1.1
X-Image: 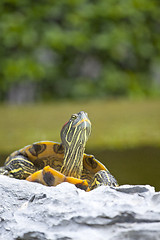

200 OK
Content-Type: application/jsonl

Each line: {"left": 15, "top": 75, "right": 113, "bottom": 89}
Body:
{"left": 0, "top": 175, "right": 160, "bottom": 240}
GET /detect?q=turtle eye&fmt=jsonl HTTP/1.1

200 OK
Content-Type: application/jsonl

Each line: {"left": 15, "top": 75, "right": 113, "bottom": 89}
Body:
{"left": 71, "top": 114, "right": 78, "bottom": 120}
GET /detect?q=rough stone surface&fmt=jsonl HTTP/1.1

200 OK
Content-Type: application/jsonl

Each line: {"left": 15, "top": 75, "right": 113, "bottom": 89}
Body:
{"left": 0, "top": 175, "right": 160, "bottom": 240}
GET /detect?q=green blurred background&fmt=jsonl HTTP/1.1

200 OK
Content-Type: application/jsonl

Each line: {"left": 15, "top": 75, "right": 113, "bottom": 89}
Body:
{"left": 0, "top": 0, "right": 160, "bottom": 190}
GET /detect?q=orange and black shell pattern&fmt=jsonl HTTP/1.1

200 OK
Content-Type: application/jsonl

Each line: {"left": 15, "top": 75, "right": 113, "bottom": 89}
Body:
{"left": 4, "top": 141, "right": 118, "bottom": 187}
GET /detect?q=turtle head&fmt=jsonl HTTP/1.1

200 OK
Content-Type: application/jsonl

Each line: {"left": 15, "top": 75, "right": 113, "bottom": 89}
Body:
{"left": 60, "top": 111, "right": 91, "bottom": 178}
{"left": 61, "top": 111, "right": 91, "bottom": 147}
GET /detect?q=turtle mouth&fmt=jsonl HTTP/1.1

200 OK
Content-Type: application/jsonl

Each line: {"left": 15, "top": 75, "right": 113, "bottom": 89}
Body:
{"left": 72, "top": 111, "right": 91, "bottom": 132}
{"left": 74, "top": 117, "right": 91, "bottom": 128}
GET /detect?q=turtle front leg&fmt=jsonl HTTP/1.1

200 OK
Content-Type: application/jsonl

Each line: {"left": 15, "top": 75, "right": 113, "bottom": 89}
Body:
{"left": 4, "top": 155, "right": 37, "bottom": 179}
{"left": 90, "top": 170, "right": 119, "bottom": 190}
{"left": 26, "top": 166, "right": 89, "bottom": 191}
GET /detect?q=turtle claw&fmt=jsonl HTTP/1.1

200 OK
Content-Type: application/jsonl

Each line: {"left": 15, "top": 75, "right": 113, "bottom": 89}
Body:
{"left": 0, "top": 168, "right": 12, "bottom": 177}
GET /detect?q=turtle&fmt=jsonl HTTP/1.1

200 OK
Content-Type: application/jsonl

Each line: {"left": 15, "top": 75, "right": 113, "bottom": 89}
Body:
{"left": 0, "top": 111, "right": 118, "bottom": 191}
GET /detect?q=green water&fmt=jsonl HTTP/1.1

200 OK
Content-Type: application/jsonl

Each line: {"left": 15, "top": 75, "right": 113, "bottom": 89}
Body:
{"left": 1, "top": 146, "right": 160, "bottom": 191}
{"left": 91, "top": 146, "right": 160, "bottom": 191}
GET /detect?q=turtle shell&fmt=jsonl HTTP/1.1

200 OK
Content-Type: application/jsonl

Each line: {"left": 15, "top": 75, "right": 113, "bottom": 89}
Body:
{"left": 5, "top": 141, "right": 108, "bottom": 185}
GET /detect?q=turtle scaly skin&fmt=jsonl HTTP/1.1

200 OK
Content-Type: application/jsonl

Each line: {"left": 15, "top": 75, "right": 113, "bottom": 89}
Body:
{"left": 1, "top": 111, "right": 118, "bottom": 191}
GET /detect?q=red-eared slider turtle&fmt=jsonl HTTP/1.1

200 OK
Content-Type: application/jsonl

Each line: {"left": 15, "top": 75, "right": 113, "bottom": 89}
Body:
{"left": 1, "top": 111, "right": 118, "bottom": 191}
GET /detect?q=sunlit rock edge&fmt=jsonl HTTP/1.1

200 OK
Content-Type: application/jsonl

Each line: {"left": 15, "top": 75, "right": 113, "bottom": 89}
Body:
{"left": 0, "top": 175, "right": 160, "bottom": 240}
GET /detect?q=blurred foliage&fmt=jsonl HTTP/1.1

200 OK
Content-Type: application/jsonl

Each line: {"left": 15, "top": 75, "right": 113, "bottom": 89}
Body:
{"left": 0, "top": 0, "right": 160, "bottom": 101}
